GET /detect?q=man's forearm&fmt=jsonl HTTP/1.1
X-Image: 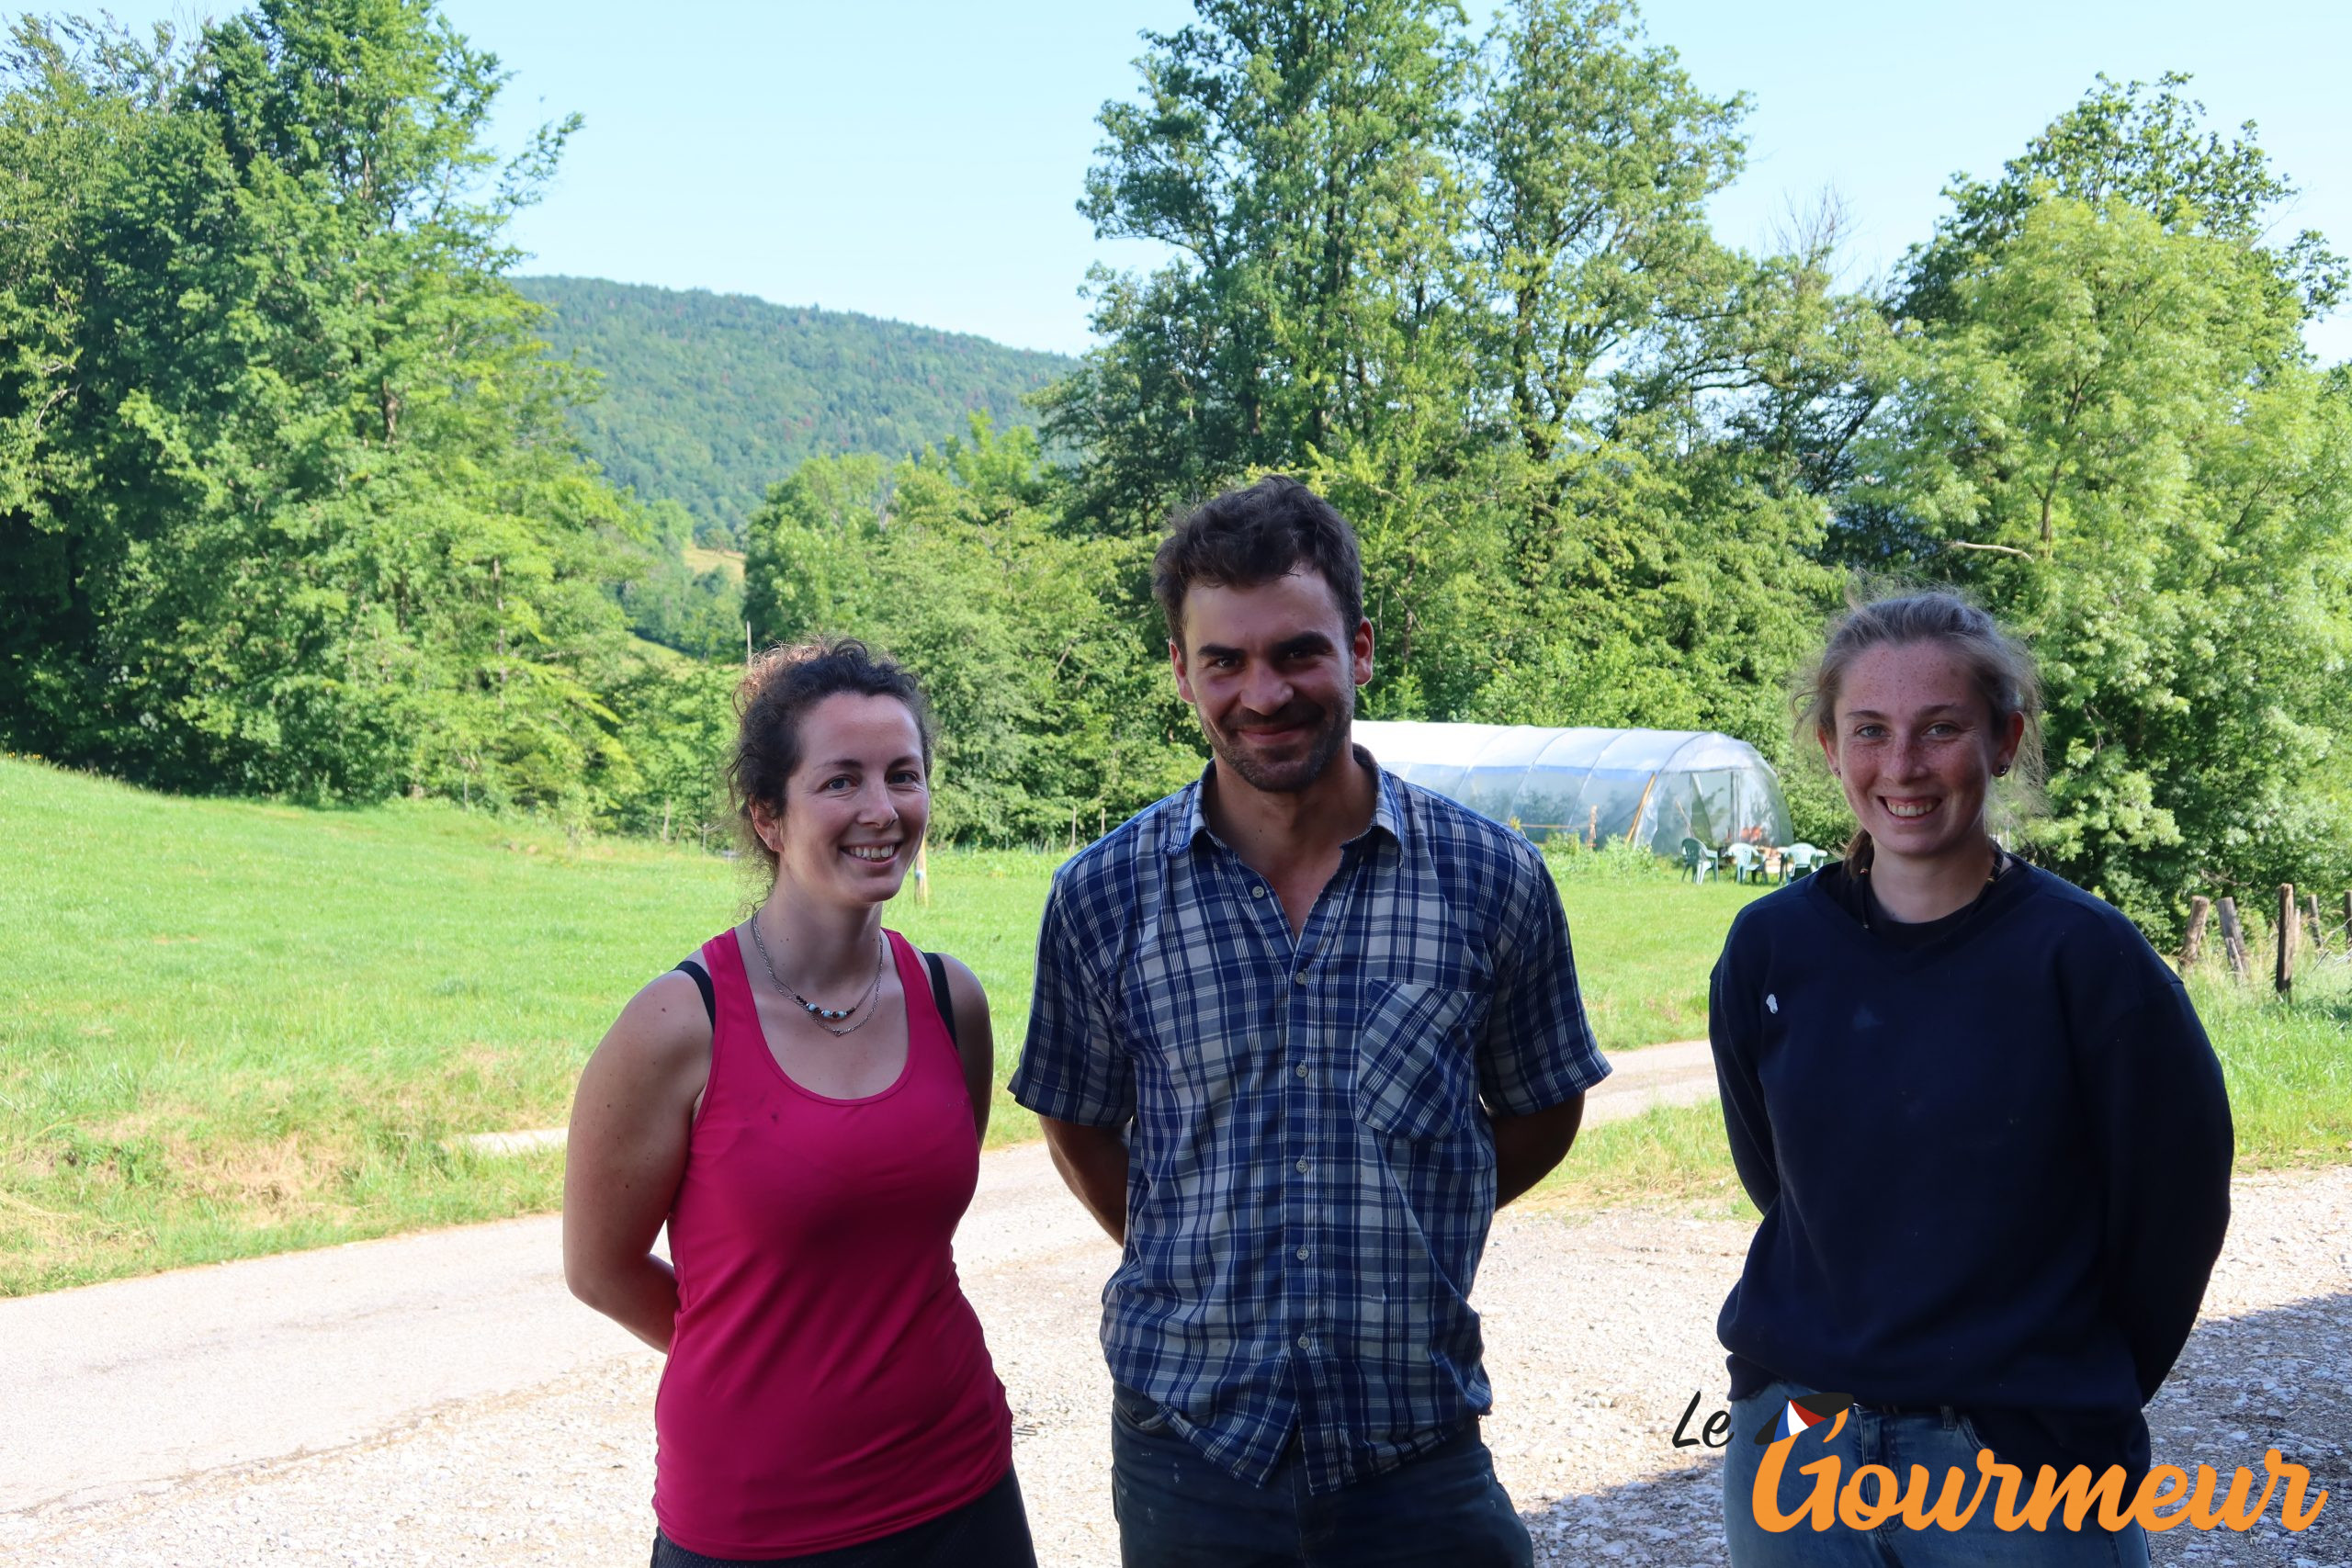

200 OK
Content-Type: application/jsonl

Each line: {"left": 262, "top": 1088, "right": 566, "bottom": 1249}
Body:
{"left": 1039, "top": 1116, "right": 1130, "bottom": 1244}
{"left": 1490, "top": 1093, "right": 1585, "bottom": 1207}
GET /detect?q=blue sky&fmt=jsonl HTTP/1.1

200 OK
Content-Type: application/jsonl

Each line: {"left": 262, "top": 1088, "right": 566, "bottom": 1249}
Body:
{"left": 70, "top": 2, "right": 2352, "bottom": 362}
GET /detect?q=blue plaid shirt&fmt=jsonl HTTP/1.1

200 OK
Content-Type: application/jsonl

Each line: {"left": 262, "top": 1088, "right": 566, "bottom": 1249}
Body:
{"left": 1010, "top": 756, "right": 1609, "bottom": 1492}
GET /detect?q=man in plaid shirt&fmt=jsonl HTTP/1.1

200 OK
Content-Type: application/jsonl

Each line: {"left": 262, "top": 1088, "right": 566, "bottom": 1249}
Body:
{"left": 1011, "top": 477, "right": 1609, "bottom": 1567}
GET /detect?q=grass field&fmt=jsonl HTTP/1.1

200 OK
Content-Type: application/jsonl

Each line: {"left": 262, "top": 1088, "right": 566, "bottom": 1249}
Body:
{"left": 680, "top": 545, "right": 746, "bottom": 581}
{"left": 4, "top": 755, "right": 2346, "bottom": 1294}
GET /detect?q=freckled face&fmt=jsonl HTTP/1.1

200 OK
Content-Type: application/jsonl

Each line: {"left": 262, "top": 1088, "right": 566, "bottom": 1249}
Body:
{"left": 752, "top": 693, "right": 929, "bottom": 906}
{"left": 1822, "top": 640, "right": 2022, "bottom": 868}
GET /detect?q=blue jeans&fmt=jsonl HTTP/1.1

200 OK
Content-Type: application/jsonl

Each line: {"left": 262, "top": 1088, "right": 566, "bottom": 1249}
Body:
{"left": 1722, "top": 1382, "right": 2151, "bottom": 1568}
{"left": 1109, "top": 1384, "right": 1532, "bottom": 1568}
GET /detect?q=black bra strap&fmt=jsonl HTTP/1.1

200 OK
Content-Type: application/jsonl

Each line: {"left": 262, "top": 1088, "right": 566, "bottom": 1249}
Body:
{"left": 924, "top": 950, "right": 960, "bottom": 1057}
{"left": 673, "top": 957, "right": 715, "bottom": 1028}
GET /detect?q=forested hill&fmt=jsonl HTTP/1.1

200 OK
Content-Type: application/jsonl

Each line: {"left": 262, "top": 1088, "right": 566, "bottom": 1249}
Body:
{"left": 514, "top": 276, "right": 1076, "bottom": 540}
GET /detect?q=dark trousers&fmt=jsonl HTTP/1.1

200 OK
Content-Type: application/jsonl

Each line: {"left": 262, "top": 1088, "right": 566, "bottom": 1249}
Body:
{"left": 1109, "top": 1385, "right": 1534, "bottom": 1568}
{"left": 650, "top": 1464, "right": 1035, "bottom": 1568}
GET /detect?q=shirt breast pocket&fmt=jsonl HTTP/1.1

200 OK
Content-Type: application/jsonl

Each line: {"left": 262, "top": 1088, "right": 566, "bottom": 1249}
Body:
{"left": 1352, "top": 982, "right": 1482, "bottom": 1142}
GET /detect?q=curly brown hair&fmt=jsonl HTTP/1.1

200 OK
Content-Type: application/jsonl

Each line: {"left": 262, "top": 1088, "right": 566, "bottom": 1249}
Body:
{"left": 729, "top": 638, "right": 934, "bottom": 875}
{"left": 1151, "top": 475, "right": 1364, "bottom": 643}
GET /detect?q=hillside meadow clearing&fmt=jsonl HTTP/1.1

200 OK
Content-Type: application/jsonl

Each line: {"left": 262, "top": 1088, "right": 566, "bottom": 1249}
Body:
{"left": 3, "top": 755, "right": 2346, "bottom": 1295}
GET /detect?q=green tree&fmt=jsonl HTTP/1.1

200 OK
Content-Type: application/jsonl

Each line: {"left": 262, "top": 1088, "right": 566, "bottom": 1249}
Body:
{"left": 1045, "top": 0, "right": 1472, "bottom": 525}
{"left": 1464, "top": 0, "right": 1747, "bottom": 468}
{"left": 1052, "top": 0, "right": 1860, "bottom": 758}
{"left": 1445, "top": 0, "right": 1850, "bottom": 749}
{"left": 1900, "top": 73, "right": 2345, "bottom": 333}
{"left": 745, "top": 422, "right": 1199, "bottom": 843}
{"left": 0, "top": 2, "right": 639, "bottom": 812}
{"left": 604, "top": 653, "right": 741, "bottom": 843}
{"left": 616, "top": 500, "right": 747, "bottom": 660}
{"left": 1853, "top": 192, "right": 2352, "bottom": 923}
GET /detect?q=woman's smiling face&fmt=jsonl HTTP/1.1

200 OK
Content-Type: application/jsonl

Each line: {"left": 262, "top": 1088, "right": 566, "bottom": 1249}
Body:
{"left": 1823, "top": 639, "right": 2022, "bottom": 868}
{"left": 755, "top": 692, "right": 929, "bottom": 905}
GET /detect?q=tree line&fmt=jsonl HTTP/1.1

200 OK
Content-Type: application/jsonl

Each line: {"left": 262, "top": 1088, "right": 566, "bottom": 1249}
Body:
{"left": 0, "top": 1, "right": 643, "bottom": 823}
{"left": 4, "top": 0, "right": 2346, "bottom": 932}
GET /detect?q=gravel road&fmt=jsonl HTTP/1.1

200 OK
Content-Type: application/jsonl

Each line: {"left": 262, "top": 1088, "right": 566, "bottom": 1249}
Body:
{"left": 7, "top": 1113, "right": 2345, "bottom": 1566}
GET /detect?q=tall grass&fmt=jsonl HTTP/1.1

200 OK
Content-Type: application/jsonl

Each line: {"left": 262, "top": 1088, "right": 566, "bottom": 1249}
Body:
{"left": 2191, "top": 958, "right": 2352, "bottom": 1168}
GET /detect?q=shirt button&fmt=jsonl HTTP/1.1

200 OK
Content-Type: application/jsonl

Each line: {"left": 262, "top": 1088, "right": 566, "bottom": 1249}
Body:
{"left": 1296, "top": 1334, "right": 1313, "bottom": 1351}
{"left": 1250, "top": 885, "right": 1266, "bottom": 898}
{"left": 1295, "top": 1064, "right": 1308, "bottom": 1079}
{"left": 1292, "top": 971, "right": 1307, "bottom": 986}
{"left": 1295, "top": 1246, "right": 1310, "bottom": 1261}
{"left": 1295, "top": 1157, "right": 1310, "bottom": 1174}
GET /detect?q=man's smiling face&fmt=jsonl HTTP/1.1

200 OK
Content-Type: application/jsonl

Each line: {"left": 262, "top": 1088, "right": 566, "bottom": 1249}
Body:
{"left": 1170, "top": 566, "right": 1373, "bottom": 796}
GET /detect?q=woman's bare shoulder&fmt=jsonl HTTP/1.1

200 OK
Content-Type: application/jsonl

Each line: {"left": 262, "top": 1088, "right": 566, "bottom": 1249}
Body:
{"left": 931, "top": 949, "right": 986, "bottom": 996}
{"left": 590, "top": 967, "right": 714, "bottom": 1095}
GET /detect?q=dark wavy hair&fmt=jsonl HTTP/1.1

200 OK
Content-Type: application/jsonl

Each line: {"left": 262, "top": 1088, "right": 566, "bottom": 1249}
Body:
{"left": 1796, "top": 589, "right": 2044, "bottom": 863}
{"left": 729, "top": 637, "right": 933, "bottom": 875}
{"left": 1151, "top": 475, "right": 1364, "bottom": 643}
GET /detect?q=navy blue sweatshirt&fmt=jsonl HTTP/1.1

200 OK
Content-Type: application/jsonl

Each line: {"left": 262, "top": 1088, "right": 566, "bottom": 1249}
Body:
{"left": 1710, "top": 860, "right": 2233, "bottom": 1483}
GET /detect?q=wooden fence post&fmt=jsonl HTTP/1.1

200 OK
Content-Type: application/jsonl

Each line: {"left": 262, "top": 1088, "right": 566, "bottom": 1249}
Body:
{"left": 2216, "top": 897, "right": 2249, "bottom": 981}
{"left": 2275, "top": 884, "right": 2297, "bottom": 998}
{"left": 2306, "top": 893, "right": 2328, "bottom": 956}
{"left": 2179, "top": 897, "right": 2211, "bottom": 975}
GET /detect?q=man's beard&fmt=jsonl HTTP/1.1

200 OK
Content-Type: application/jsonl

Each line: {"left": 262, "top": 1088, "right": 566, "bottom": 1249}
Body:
{"left": 1203, "top": 693, "right": 1352, "bottom": 795}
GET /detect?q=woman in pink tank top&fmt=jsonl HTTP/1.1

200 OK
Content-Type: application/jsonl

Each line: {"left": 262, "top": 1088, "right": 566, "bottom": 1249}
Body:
{"left": 562, "top": 639, "right": 1034, "bottom": 1567}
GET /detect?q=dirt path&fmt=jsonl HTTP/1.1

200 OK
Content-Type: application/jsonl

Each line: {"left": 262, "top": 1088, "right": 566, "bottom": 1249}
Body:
{"left": 0, "top": 1046, "right": 1712, "bottom": 1519}
{"left": 6, "top": 1100, "right": 2345, "bottom": 1566}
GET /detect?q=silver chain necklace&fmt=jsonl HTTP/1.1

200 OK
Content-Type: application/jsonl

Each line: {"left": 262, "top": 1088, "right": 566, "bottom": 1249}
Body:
{"left": 747, "top": 909, "right": 886, "bottom": 1038}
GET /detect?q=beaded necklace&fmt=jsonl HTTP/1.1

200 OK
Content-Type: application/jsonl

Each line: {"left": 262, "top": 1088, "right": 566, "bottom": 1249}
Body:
{"left": 746, "top": 909, "right": 886, "bottom": 1037}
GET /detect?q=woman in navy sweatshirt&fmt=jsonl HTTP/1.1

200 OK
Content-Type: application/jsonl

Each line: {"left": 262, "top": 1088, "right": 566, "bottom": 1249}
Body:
{"left": 1711, "top": 592, "right": 2232, "bottom": 1567}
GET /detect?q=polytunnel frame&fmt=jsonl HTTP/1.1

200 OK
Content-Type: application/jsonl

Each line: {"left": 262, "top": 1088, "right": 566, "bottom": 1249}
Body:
{"left": 1353, "top": 720, "right": 1790, "bottom": 852}
{"left": 1613, "top": 729, "right": 1720, "bottom": 848}
{"left": 1452, "top": 727, "right": 1727, "bottom": 846}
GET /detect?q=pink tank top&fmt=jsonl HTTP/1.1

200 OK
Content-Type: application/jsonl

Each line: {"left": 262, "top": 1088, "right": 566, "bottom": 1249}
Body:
{"left": 652, "top": 928, "right": 1012, "bottom": 1558}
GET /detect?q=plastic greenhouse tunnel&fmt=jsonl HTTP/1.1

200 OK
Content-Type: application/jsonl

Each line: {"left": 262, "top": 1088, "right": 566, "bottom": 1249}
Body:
{"left": 1352, "top": 721, "right": 1792, "bottom": 853}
